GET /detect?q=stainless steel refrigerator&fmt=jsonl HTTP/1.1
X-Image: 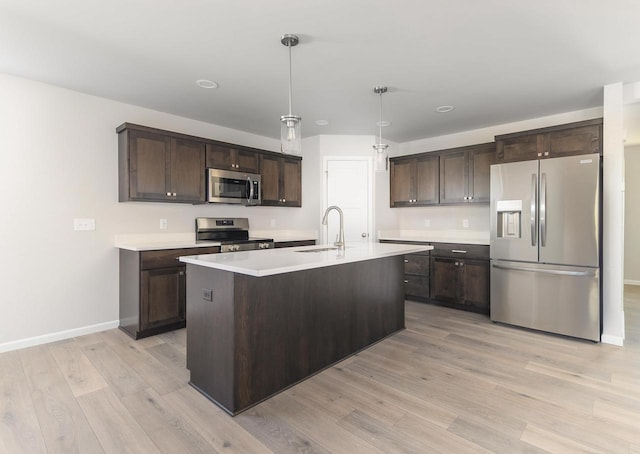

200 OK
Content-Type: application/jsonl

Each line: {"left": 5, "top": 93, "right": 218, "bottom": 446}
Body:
{"left": 490, "top": 153, "right": 601, "bottom": 341}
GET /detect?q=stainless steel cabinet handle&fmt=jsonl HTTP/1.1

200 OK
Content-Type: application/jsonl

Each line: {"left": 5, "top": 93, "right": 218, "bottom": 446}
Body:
{"left": 404, "top": 259, "right": 409, "bottom": 263}
{"left": 492, "top": 263, "right": 595, "bottom": 277}
{"left": 451, "top": 250, "right": 467, "bottom": 254}
{"left": 403, "top": 280, "right": 409, "bottom": 283}
{"left": 166, "top": 192, "right": 171, "bottom": 196}
{"left": 173, "top": 192, "right": 177, "bottom": 196}
{"left": 531, "top": 174, "right": 537, "bottom": 247}
{"left": 247, "top": 177, "right": 254, "bottom": 204}
{"left": 540, "top": 173, "right": 547, "bottom": 247}
{"left": 455, "top": 262, "right": 459, "bottom": 266}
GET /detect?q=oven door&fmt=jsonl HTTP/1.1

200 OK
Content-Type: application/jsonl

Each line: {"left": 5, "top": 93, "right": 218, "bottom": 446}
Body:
{"left": 207, "top": 169, "right": 261, "bottom": 205}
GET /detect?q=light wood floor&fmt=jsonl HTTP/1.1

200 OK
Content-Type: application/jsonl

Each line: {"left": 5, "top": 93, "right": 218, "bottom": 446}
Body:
{"left": 2, "top": 290, "right": 640, "bottom": 454}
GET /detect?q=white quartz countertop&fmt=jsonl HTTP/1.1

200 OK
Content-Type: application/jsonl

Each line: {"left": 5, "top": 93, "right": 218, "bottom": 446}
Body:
{"left": 180, "top": 242, "right": 433, "bottom": 277}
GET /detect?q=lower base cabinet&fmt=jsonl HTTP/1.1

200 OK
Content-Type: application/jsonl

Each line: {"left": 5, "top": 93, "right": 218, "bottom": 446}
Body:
{"left": 119, "top": 246, "right": 220, "bottom": 339}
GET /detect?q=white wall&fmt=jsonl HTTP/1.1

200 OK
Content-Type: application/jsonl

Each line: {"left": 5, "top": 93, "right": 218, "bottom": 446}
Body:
{"left": 625, "top": 145, "right": 640, "bottom": 283}
{"left": 0, "top": 73, "right": 318, "bottom": 350}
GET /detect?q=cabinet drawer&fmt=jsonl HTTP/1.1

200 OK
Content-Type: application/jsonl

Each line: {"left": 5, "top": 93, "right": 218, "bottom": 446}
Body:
{"left": 404, "top": 254, "right": 430, "bottom": 276}
{"left": 141, "top": 246, "right": 220, "bottom": 270}
{"left": 404, "top": 275, "right": 430, "bottom": 299}
{"left": 431, "top": 243, "right": 489, "bottom": 260}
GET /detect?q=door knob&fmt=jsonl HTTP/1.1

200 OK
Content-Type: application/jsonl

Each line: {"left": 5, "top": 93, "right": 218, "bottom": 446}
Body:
{"left": 361, "top": 233, "right": 368, "bottom": 238}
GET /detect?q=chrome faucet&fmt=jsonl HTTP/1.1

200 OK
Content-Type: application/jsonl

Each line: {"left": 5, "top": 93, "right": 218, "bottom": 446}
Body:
{"left": 322, "top": 205, "right": 345, "bottom": 251}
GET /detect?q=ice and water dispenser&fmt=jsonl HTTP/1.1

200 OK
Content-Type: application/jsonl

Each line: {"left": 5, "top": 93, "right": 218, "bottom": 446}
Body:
{"left": 496, "top": 200, "right": 522, "bottom": 238}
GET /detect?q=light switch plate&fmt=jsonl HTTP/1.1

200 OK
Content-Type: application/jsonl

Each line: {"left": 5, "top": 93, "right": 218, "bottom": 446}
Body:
{"left": 462, "top": 219, "right": 469, "bottom": 229}
{"left": 159, "top": 219, "right": 168, "bottom": 230}
{"left": 74, "top": 218, "right": 95, "bottom": 231}
{"left": 424, "top": 219, "right": 431, "bottom": 228}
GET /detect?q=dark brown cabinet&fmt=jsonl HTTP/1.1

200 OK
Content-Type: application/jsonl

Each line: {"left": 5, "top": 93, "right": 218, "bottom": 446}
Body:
{"left": 495, "top": 118, "right": 602, "bottom": 163}
{"left": 390, "top": 154, "right": 439, "bottom": 207}
{"left": 206, "top": 143, "right": 259, "bottom": 173}
{"left": 430, "top": 243, "right": 490, "bottom": 314}
{"left": 118, "top": 124, "right": 206, "bottom": 203}
{"left": 439, "top": 143, "right": 496, "bottom": 204}
{"left": 403, "top": 252, "right": 431, "bottom": 300}
{"left": 260, "top": 154, "right": 302, "bottom": 206}
{"left": 119, "top": 246, "right": 220, "bottom": 339}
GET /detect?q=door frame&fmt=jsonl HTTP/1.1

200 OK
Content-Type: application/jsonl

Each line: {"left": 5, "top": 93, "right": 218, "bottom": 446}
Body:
{"left": 321, "top": 156, "right": 374, "bottom": 245}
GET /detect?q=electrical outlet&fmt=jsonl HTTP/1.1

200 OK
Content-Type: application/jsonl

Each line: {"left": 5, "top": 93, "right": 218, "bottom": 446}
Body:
{"left": 73, "top": 218, "right": 95, "bottom": 231}
{"left": 202, "top": 288, "right": 213, "bottom": 302}
{"left": 159, "top": 219, "right": 168, "bottom": 230}
{"left": 424, "top": 219, "right": 431, "bottom": 228}
{"left": 462, "top": 219, "right": 469, "bottom": 229}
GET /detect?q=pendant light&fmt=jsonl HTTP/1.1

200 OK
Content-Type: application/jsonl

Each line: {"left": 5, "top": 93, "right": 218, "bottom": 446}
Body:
{"left": 280, "top": 34, "right": 302, "bottom": 155}
{"left": 373, "top": 86, "right": 389, "bottom": 172}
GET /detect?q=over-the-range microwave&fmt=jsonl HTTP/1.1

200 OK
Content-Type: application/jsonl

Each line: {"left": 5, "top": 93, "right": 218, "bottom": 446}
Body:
{"left": 207, "top": 168, "right": 261, "bottom": 205}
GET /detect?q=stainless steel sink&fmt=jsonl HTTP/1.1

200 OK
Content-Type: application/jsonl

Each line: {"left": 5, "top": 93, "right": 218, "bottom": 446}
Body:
{"left": 295, "top": 247, "right": 339, "bottom": 253}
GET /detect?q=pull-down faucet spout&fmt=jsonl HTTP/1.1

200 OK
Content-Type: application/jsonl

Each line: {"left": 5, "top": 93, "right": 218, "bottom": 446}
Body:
{"left": 322, "top": 206, "right": 345, "bottom": 251}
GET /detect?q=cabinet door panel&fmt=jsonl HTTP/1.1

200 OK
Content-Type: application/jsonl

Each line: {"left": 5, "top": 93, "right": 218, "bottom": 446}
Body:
{"left": 404, "top": 275, "right": 430, "bottom": 299}
{"left": 439, "top": 151, "right": 467, "bottom": 204}
{"left": 404, "top": 254, "right": 429, "bottom": 275}
{"left": 206, "top": 144, "right": 234, "bottom": 169}
{"left": 460, "top": 259, "right": 489, "bottom": 311}
{"left": 236, "top": 149, "right": 260, "bottom": 173}
{"left": 468, "top": 146, "right": 495, "bottom": 203}
{"left": 546, "top": 124, "right": 601, "bottom": 158}
{"left": 282, "top": 158, "right": 302, "bottom": 206}
{"left": 390, "top": 159, "right": 414, "bottom": 206}
{"left": 260, "top": 154, "right": 282, "bottom": 205}
{"left": 141, "top": 268, "right": 185, "bottom": 330}
{"left": 415, "top": 155, "right": 439, "bottom": 204}
{"left": 496, "top": 134, "right": 542, "bottom": 162}
{"left": 170, "top": 138, "right": 206, "bottom": 202}
{"left": 129, "top": 130, "right": 170, "bottom": 200}
{"left": 430, "top": 257, "right": 458, "bottom": 302}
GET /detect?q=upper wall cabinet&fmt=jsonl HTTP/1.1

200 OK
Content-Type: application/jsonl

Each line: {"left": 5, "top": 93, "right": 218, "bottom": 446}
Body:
{"left": 260, "top": 154, "right": 302, "bottom": 207}
{"left": 495, "top": 118, "right": 602, "bottom": 163}
{"left": 440, "top": 143, "right": 496, "bottom": 204}
{"left": 118, "top": 124, "right": 206, "bottom": 203}
{"left": 206, "top": 143, "right": 260, "bottom": 173}
{"left": 390, "top": 154, "right": 439, "bottom": 207}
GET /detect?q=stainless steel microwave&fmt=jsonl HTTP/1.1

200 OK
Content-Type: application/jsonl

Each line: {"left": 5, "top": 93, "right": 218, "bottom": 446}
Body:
{"left": 207, "top": 168, "right": 261, "bottom": 205}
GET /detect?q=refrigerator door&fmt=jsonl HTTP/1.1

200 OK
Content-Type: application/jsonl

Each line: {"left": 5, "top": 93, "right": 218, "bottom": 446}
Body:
{"left": 539, "top": 153, "right": 600, "bottom": 267}
{"left": 490, "top": 260, "right": 600, "bottom": 341}
{"left": 490, "top": 160, "right": 538, "bottom": 262}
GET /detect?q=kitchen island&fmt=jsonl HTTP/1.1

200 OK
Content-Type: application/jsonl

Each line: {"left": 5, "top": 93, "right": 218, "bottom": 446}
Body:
{"left": 179, "top": 242, "right": 432, "bottom": 415}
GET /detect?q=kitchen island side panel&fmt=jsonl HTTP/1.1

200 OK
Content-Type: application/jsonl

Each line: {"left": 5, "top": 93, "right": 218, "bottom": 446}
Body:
{"left": 186, "top": 255, "right": 405, "bottom": 415}
{"left": 185, "top": 264, "right": 235, "bottom": 412}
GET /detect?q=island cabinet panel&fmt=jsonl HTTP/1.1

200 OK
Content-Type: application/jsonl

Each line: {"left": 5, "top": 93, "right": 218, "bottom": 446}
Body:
{"left": 495, "top": 118, "right": 602, "bottom": 163}
{"left": 119, "top": 246, "right": 220, "bottom": 340}
{"left": 185, "top": 255, "right": 405, "bottom": 415}
{"left": 259, "top": 154, "right": 302, "bottom": 206}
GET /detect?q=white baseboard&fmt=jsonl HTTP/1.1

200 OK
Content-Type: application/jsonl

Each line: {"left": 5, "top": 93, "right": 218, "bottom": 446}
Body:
{"left": 0, "top": 320, "right": 120, "bottom": 354}
{"left": 624, "top": 279, "right": 640, "bottom": 286}
{"left": 600, "top": 334, "right": 624, "bottom": 346}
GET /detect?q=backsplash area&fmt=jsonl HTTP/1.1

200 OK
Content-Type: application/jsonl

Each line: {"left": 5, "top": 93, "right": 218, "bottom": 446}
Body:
{"left": 395, "top": 205, "right": 490, "bottom": 232}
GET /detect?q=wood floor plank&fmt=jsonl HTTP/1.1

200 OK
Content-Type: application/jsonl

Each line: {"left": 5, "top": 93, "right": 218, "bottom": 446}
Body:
{"left": 162, "top": 386, "right": 271, "bottom": 454}
{"left": 19, "top": 346, "right": 104, "bottom": 454}
{"left": 77, "top": 388, "right": 160, "bottom": 454}
{"left": 447, "top": 416, "right": 544, "bottom": 453}
{"left": 144, "top": 342, "right": 190, "bottom": 383}
{"left": 120, "top": 387, "right": 214, "bottom": 453}
{"left": 520, "top": 423, "right": 607, "bottom": 454}
{"left": 49, "top": 341, "right": 109, "bottom": 397}
{"left": 0, "top": 351, "right": 47, "bottom": 454}
{"left": 81, "top": 341, "right": 147, "bottom": 398}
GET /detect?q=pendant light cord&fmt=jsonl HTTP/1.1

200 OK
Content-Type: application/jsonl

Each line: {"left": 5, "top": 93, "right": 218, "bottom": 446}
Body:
{"left": 378, "top": 92, "right": 383, "bottom": 144}
{"left": 288, "top": 42, "right": 293, "bottom": 116}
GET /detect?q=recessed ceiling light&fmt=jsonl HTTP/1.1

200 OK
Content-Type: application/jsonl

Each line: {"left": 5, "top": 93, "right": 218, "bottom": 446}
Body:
{"left": 376, "top": 121, "right": 392, "bottom": 127}
{"left": 435, "top": 105, "right": 454, "bottom": 113}
{"left": 196, "top": 79, "right": 219, "bottom": 89}
{"left": 315, "top": 120, "right": 329, "bottom": 126}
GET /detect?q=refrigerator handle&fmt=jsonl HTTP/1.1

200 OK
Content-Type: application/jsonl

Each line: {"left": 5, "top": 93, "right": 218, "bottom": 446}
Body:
{"left": 530, "top": 174, "right": 537, "bottom": 246}
{"left": 492, "top": 263, "right": 596, "bottom": 277}
{"left": 540, "top": 173, "right": 547, "bottom": 247}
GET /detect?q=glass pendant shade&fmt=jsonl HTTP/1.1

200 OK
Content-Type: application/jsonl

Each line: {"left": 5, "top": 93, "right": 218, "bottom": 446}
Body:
{"left": 373, "top": 86, "right": 389, "bottom": 172}
{"left": 281, "top": 114, "right": 302, "bottom": 155}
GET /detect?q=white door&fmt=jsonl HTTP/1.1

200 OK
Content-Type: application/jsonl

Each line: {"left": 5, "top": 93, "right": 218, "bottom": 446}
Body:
{"left": 323, "top": 158, "right": 372, "bottom": 246}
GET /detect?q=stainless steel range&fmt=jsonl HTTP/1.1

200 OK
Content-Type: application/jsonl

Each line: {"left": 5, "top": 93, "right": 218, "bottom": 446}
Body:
{"left": 195, "top": 217, "right": 273, "bottom": 253}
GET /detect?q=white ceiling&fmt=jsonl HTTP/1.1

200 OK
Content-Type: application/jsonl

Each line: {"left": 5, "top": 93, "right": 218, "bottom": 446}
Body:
{"left": 1, "top": 0, "right": 640, "bottom": 143}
